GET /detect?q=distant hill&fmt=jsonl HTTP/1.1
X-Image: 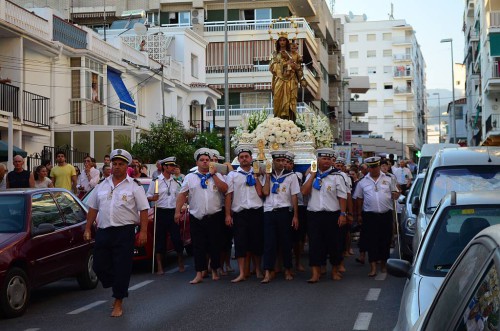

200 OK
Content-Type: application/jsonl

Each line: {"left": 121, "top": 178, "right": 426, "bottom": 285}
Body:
{"left": 427, "top": 89, "right": 452, "bottom": 125}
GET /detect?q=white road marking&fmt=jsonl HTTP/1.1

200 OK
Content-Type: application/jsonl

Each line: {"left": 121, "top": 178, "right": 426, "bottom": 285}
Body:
{"left": 365, "top": 288, "right": 381, "bottom": 301}
{"left": 67, "top": 300, "right": 107, "bottom": 315}
{"left": 353, "top": 312, "right": 373, "bottom": 330}
{"left": 128, "top": 280, "right": 154, "bottom": 291}
{"left": 375, "top": 272, "right": 387, "bottom": 281}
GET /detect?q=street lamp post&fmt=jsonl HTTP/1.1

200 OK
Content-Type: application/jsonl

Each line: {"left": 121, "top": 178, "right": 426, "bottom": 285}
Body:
{"left": 341, "top": 78, "right": 350, "bottom": 143}
{"left": 432, "top": 92, "right": 441, "bottom": 143}
{"left": 440, "top": 38, "right": 456, "bottom": 143}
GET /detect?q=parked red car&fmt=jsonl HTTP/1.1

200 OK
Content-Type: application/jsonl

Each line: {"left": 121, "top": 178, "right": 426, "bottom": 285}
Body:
{"left": 82, "top": 178, "right": 192, "bottom": 261}
{"left": 0, "top": 188, "right": 98, "bottom": 318}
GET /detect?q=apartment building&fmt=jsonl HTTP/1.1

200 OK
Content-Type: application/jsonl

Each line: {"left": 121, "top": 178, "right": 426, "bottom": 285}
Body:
{"left": 463, "top": 0, "right": 500, "bottom": 146}
{"left": 49, "top": 0, "right": 345, "bottom": 140}
{"left": 0, "top": 0, "right": 217, "bottom": 164}
{"left": 342, "top": 14, "right": 427, "bottom": 158}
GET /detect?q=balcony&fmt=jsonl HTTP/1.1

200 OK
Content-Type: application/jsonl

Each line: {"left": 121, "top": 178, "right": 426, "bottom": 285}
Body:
{"left": 490, "top": 11, "right": 500, "bottom": 29}
{"left": 394, "top": 68, "right": 413, "bottom": 78}
{"left": 0, "top": 82, "right": 19, "bottom": 119}
{"left": 392, "top": 37, "right": 413, "bottom": 45}
{"left": 70, "top": 99, "right": 105, "bottom": 125}
{"left": 328, "top": 54, "right": 340, "bottom": 77}
{"left": 23, "top": 91, "right": 49, "bottom": 127}
{"left": 395, "top": 122, "right": 415, "bottom": 130}
{"left": 349, "top": 121, "right": 369, "bottom": 132}
{"left": 467, "top": 0, "right": 475, "bottom": 17}
{"left": 53, "top": 15, "right": 87, "bottom": 49}
{"left": 2, "top": 0, "right": 51, "bottom": 41}
{"left": 349, "top": 101, "right": 368, "bottom": 115}
{"left": 485, "top": 61, "right": 500, "bottom": 93}
{"left": 486, "top": 114, "right": 500, "bottom": 135}
{"left": 394, "top": 86, "right": 413, "bottom": 95}
{"left": 393, "top": 54, "right": 411, "bottom": 62}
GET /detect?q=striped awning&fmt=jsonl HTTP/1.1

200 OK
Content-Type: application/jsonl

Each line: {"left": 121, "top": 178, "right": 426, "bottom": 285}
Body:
{"left": 254, "top": 40, "right": 274, "bottom": 61}
{"left": 254, "top": 83, "right": 272, "bottom": 90}
{"left": 210, "top": 83, "right": 254, "bottom": 89}
{"left": 206, "top": 41, "right": 253, "bottom": 68}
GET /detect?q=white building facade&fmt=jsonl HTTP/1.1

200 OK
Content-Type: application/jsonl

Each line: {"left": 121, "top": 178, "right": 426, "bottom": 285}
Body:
{"left": 342, "top": 15, "right": 427, "bottom": 158}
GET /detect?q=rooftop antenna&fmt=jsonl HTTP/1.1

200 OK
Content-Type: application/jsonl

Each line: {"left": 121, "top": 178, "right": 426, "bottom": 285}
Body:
{"left": 388, "top": 2, "right": 394, "bottom": 20}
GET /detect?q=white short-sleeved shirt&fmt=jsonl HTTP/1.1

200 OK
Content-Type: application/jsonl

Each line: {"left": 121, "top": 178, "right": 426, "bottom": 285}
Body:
{"left": 226, "top": 169, "right": 264, "bottom": 213}
{"left": 338, "top": 171, "right": 352, "bottom": 193}
{"left": 79, "top": 167, "right": 101, "bottom": 192}
{"left": 352, "top": 172, "right": 398, "bottom": 213}
{"left": 392, "top": 166, "right": 413, "bottom": 185}
{"left": 146, "top": 174, "right": 181, "bottom": 209}
{"left": 263, "top": 171, "right": 300, "bottom": 212}
{"left": 294, "top": 172, "right": 306, "bottom": 206}
{"left": 87, "top": 176, "right": 150, "bottom": 228}
{"left": 180, "top": 171, "right": 225, "bottom": 219}
{"left": 305, "top": 169, "right": 348, "bottom": 212}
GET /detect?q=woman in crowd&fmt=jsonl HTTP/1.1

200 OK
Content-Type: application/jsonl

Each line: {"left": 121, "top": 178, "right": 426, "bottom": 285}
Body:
{"left": 34, "top": 165, "right": 54, "bottom": 188}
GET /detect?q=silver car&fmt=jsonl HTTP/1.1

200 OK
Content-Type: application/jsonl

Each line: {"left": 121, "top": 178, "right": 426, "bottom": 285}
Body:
{"left": 411, "top": 224, "right": 500, "bottom": 330}
{"left": 388, "top": 191, "right": 500, "bottom": 331}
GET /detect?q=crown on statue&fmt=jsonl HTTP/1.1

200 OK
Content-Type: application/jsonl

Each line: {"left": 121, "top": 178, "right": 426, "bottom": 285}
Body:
{"left": 277, "top": 31, "right": 289, "bottom": 39}
{"left": 268, "top": 16, "right": 299, "bottom": 41}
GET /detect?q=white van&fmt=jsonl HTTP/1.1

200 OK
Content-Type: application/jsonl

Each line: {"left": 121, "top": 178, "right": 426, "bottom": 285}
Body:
{"left": 417, "top": 143, "right": 459, "bottom": 174}
{"left": 411, "top": 147, "right": 500, "bottom": 256}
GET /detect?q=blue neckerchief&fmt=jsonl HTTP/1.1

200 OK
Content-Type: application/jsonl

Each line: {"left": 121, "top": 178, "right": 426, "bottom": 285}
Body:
{"left": 195, "top": 172, "right": 212, "bottom": 189}
{"left": 238, "top": 169, "right": 256, "bottom": 186}
{"left": 271, "top": 173, "right": 287, "bottom": 194}
{"left": 313, "top": 169, "right": 332, "bottom": 190}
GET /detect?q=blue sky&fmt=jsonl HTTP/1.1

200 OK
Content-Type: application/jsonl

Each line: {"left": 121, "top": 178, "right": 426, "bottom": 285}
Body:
{"left": 334, "top": 0, "right": 464, "bottom": 92}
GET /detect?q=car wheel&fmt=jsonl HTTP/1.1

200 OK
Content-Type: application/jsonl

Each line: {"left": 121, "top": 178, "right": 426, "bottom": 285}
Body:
{"left": 0, "top": 267, "right": 30, "bottom": 318}
{"left": 77, "top": 251, "right": 99, "bottom": 290}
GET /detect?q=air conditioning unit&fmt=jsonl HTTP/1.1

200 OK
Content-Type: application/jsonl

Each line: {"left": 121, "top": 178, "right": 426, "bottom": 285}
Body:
{"left": 191, "top": 8, "right": 204, "bottom": 25}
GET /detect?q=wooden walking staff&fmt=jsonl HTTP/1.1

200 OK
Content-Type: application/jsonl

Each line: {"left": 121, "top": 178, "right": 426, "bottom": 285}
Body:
{"left": 151, "top": 179, "right": 159, "bottom": 274}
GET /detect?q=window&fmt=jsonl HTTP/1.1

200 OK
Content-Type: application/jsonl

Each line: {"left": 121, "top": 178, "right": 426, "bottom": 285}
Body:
{"left": 349, "top": 34, "right": 358, "bottom": 42}
{"left": 367, "top": 50, "right": 376, "bottom": 58}
{"left": 370, "top": 83, "right": 377, "bottom": 90}
{"left": 54, "top": 192, "right": 86, "bottom": 225}
{"left": 383, "top": 33, "right": 392, "bottom": 41}
{"left": 383, "top": 66, "right": 392, "bottom": 74}
{"left": 255, "top": 8, "right": 271, "bottom": 21}
{"left": 31, "top": 193, "right": 64, "bottom": 228}
{"left": 0, "top": 195, "right": 26, "bottom": 233}
{"left": 350, "top": 67, "right": 359, "bottom": 75}
{"left": 383, "top": 49, "right": 392, "bottom": 57}
{"left": 384, "top": 83, "right": 393, "bottom": 90}
{"left": 368, "top": 100, "right": 377, "bottom": 107}
{"left": 384, "top": 99, "right": 393, "bottom": 106}
{"left": 241, "top": 92, "right": 271, "bottom": 107}
{"left": 456, "top": 106, "right": 464, "bottom": 120}
{"left": 368, "top": 67, "right": 377, "bottom": 74}
{"left": 349, "top": 51, "right": 359, "bottom": 59}
{"left": 424, "top": 244, "right": 492, "bottom": 331}
{"left": 367, "top": 34, "right": 376, "bottom": 41}
{"left": 191, "top": 54, "right": 199, "bottom": 78}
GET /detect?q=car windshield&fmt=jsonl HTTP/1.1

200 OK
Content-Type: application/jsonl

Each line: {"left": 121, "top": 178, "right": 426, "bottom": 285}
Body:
{"left": 418, "top": 157, "right": 431, "bottom": 173}
{"left": 426, "top": 167, "right": 500, "bottom": 212}
{"left": 420, "top": 205, "right": 500, "bottom": 276}
{"left": 0, "top": 195, "right": 26, "bottom": 233}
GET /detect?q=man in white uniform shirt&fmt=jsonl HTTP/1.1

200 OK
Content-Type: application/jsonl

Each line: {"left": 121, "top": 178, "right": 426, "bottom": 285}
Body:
{"left": 391, "top": 159, "right": 412, "bottom": 193}
{"left": 261, "top": 150, "right": 300, "bottom": 284}
{"left": 302, "top": 148, "right": 347, "bottom": 283}
{"left": 353, "top": 157, "right": 399, "bottom": 277}
{"left": 175, "top": 148, "right": 228, "bottom": 284}
{"left": 147, "top": 157, "right": 184, "bottom": 275}
{"left": 225, "top": 145, "right": 265, "bottom": 282}
{"left": 84, "top": 149, "right": 149, "bottom": 317}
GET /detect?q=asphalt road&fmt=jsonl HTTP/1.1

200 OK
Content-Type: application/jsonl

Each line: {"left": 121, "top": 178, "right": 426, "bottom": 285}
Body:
{"left": 1, "top": 248, "right": 406, "bottom": 331}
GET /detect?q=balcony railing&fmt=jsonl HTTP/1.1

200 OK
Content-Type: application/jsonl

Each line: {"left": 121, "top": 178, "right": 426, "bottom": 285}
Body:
{"left": 70, "top": 99, "right": 105, "bottom": 125}
{"left": 492, "top": 61, "right": 500, "bottom": 78}
{"left": 490, "top": 11, "right": 500, "bottom": 28}
{"left": 392, "top": 37, "right": 413, "bottom": 44}
{"left": 349, "top": 101, "right": 368, "bottom": 114}
{"left": 349, "top": 121, "right": 369, "bottom": 132}
{"left": 203, "top": 18, "right": 315, "bottom": 38}
{"left": 394, "top": 69, "right": 412, "bottom": 78}
{"left": 188, "top": 120, "right": 211, "bottom": 133}
{"left": 206, "top": 64, "right": 269, "bottom": 74}
{"left": 486, "top": 114, "right": 500, "bottom": 134}
{"left": 393, "top": 54, "right": 411, "bottom": 61}
{"left": 394, "top": 86, "right": 413, "bottom": 94}
{"left": 206, "top": 102, "right": 313, "bottom": 118}
{"left": 0, "top": 82, "right": 19, "bottom": 119}
{"left": 23, "top": 91, "right": 49, "bottom": 127}
{"left": 3, "top": 0, "right": 51, "bottom": 41}
{"left": 53, "top": 15, "right": 87, "bottom": 49}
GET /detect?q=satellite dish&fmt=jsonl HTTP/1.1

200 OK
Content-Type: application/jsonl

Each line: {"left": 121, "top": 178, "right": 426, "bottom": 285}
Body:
{"left": 133, "top": 23, "right": 147, "bottom": 36}
{"left": 349, "top": 11, "right": 354, "bottom": 19}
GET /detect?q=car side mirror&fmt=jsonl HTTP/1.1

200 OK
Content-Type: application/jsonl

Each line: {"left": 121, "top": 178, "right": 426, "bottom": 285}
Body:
{"left": 398, "top": 195, "right": 406, "bottom": 204}
{"left": 411, "top": 196, "right": 420, "bottom": 215}
{"left": 387, "top": 258, "right": 412, "bottom": 278}
{"left": 32, "top": 223, "right": 56, "bottom": 236}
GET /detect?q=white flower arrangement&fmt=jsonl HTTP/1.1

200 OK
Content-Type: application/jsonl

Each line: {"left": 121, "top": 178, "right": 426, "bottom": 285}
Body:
{"left": 231, "top": 110, "right": 333, "bottom": 149}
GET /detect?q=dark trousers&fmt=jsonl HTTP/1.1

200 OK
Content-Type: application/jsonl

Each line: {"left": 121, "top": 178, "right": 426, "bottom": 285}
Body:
{"left": 220, "top": 207, "right": 233, "bottom": 252}
{"left": 263, "top": 208, "right": 293, "bottom": 270}
{"left": 93, "top": 224, "right": 135, "bottom": 300}
{"left": 307, "top": 211, "right": 342, "bottom": 266}
{"left": 363, "top": 211, "right": 393, "bottom": 263}
{"left": 233, "top": 207, "right": 264, "bottom": 258}
{"left": 292, "top": 205, "right": 308, "bottom": 244}
{"left": 156, "top": 208, "right": 183, "bottom": 254}
{"left": 190, "top": 212, "right": 222, "bottom": 272}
